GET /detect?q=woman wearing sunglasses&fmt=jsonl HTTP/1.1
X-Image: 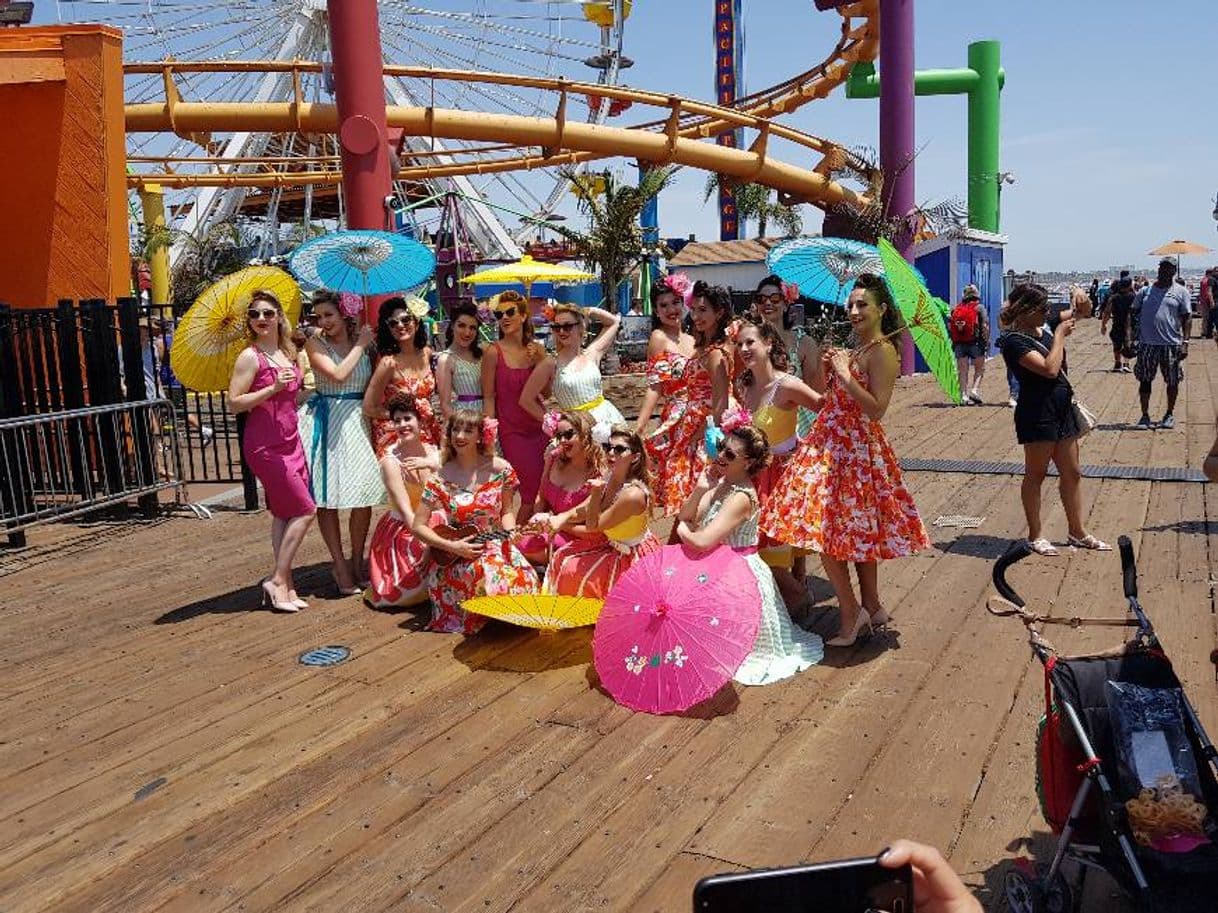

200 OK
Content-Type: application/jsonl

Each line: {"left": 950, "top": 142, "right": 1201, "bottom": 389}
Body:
{"left": 542, "top": 426, "right": 660, "bottom": 598}
{"left": 518, "top": 303, "right": 624, "bottom": 430}
{"left": 363, "top": 296, "right": 439, "bottom": 456}
{"left": 518, "top": 410, "right": 605, "bottom": 564}
{"left": 228, "top": 290, "right": 316, "bottom": 613}
{"left": 676, "top": 416, "right": 823, "bottom": 684}
{"left": 480, "top": 290, "right": 547, "bottom": 521}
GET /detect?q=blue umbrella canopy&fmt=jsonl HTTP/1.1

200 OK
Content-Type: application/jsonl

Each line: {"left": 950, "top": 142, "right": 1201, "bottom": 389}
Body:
{"left": 289, "top": 230, "right": 436, "bottom": 295}
{"left": 766, "top": 237, "right": 882, "bottom": 305}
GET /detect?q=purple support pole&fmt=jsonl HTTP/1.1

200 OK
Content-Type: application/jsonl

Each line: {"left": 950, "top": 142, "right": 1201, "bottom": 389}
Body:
{"left": 879, "top": 0, "right": 916, "bottom": 375}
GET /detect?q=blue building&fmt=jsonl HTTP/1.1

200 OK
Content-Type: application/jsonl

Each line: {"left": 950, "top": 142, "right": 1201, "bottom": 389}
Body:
{"left": 914, "top": 229, "right": 1007, "bottom": 354}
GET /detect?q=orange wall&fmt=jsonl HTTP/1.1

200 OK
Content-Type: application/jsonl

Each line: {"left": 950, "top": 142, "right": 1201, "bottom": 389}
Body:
{"left": 0, "top": 26, "right": 129, "bottom": 308}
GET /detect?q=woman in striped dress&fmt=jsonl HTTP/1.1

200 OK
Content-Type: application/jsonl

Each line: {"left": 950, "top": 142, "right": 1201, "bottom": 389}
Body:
{"left": 436, "top": 303, "right": 484, "bottom": 418}
{"left": 299, "top": 291, "right": 385, "bottom": 594}
{"left": 518, "top": 304, "right": 624, "bottom": 431}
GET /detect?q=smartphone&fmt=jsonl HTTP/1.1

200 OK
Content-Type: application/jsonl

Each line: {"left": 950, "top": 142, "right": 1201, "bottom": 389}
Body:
{"left": 692, "top": 854, "right": 912, "bottom": 913}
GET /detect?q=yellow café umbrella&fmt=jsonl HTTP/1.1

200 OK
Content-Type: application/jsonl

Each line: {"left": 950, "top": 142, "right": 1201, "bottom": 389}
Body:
{"left": 170, "top": 265, "right": 302, "bottom": 392}
{"left": 457, "top": 254, "right": 596, "bottom": 301}
{"left": 1148, "top": 239, "right": 1212, "bottom": 272}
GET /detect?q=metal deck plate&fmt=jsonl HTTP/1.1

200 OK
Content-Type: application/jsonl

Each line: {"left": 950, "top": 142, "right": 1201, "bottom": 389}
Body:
{"left": 299, "top": 645, "right": 351, "bottom": 667}
{"left": 901, "top": 458, "right": 1207, "bottom": 483}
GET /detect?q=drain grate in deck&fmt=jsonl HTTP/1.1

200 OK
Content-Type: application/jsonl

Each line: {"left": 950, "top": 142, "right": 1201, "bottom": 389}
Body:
{"left": 299, "top": 645, "right": 351, "bottom": 667}
{"left": 901, "top": 458, "right": 1207, "bottom": 483}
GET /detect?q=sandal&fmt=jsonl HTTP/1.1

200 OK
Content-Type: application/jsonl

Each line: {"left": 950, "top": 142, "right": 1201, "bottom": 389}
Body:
{"left": 1028, "top": 537, "right": 1059, "bottom": 557}
{"left": 1068, "top": 533, "right": 1112, "bottom": 551}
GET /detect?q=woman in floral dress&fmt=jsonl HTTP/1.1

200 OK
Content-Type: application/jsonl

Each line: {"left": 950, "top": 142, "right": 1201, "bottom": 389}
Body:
{"left": 366, "top": 394, "right": 437, "bottom": 609}
{"left": 411, "top": 409, "right": 539, "bottom": 634}
{"left": 363, "top": 296, "right": 440, "bottom": 455}
{"left": 760, "top": 274, "right": 929, "bottom": 647}
{"left": 643, "top": 280, "right": 732, "bottom": 518}
{"left": 542, "top": 426, "right": 660, "bottom": 598}
{"left": 676, "top": 422, "right": 823, "bottom": 685}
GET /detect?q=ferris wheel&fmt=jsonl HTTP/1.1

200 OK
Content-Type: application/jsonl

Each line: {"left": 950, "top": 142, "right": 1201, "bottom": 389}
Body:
{"left": 55, "top": 1, "right": 634, "bottom": 260}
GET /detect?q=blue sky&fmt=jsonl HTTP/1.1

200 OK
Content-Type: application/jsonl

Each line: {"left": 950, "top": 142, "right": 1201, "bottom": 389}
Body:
{"left": 613, "top": 0, "right": 1218, "bottom": 272}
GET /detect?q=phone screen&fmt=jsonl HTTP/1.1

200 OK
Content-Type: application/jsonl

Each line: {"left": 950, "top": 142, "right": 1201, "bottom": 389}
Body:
{"left": 692, "top": 856, "right": 912, "bottom": 913}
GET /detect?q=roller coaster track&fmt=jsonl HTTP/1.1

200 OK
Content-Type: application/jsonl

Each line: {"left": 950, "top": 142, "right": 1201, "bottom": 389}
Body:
{"left": 124, "top": 1, "right": 878, "bottom": 210}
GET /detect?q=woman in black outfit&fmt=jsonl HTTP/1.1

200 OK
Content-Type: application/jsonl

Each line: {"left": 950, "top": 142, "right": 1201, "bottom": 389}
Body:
{"left": 1000, "top": 283, "right": 1109, "bottom": 556}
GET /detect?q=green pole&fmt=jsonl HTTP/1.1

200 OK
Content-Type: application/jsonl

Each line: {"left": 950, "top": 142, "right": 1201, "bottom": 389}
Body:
{"left": 967, "top": 40, "right": 1002, "bottom": 232}
{"left": 845, "top": 40, "right": 1005, "bottom": 232}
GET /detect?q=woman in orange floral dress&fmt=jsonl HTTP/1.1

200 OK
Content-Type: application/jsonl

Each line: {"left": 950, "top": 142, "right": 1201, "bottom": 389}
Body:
{"left": 363, "top": 297, "right": 440, "bottom": 455}
{"left": 760, "top": 274, "right": 929, "bottom": 647}
{"left": 642, "top": 279, "right": 732, "bottom": 518}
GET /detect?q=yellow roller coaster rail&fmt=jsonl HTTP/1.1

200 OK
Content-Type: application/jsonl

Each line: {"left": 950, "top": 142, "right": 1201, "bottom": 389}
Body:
{"left": 123, "top": 1, "right": 878, "bottom": 210}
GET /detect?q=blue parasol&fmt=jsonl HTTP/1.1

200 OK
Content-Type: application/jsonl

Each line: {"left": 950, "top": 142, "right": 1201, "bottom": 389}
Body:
{"left": 289, "top": 230, "right": 436, "bottom": 296}
{"left": 766, "top": 237, "right": 882, "bottom": 305}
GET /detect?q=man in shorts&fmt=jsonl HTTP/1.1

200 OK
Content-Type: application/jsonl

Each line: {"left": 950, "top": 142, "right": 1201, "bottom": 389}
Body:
{"left": 1129, "top": 258, "right": 1191, "bottom": 429}
{"left": 950, "top": 283, "right": 989, "bottom": 404}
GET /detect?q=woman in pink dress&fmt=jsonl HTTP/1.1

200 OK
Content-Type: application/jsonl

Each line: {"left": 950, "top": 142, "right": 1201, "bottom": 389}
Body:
{"left": 517, "top": 410, "right": 604, "bottom": 564}
{"left": 363, "top": 296, "right": 440, "bottom": 455}
{"left": 366, "top": 394, "right": 437, "bottom": 609}
{"left": 543, "top": 426, "right": 661, "bottom": 598}
{"left": 760, "top": 274, "right": 930, "bottom": 647}
{"left": 228, "top": 289, "right": 316, "bottom": 613}
{"left": 480, "top": 290, "right": 547, "bottom": 521}
{"left": 411, "top": 410, "right": 539, "bottom": 634}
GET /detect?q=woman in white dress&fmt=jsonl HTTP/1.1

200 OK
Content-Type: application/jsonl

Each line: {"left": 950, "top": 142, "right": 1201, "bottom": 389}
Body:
{"left": 518, "top": 303, "right": 624, "bottom": 432}
{"left": 435, "top": 302, "right": 484, "bottom": 418}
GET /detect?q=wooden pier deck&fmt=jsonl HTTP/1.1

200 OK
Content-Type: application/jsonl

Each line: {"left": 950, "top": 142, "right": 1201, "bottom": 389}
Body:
{"left": 2, "top": 332, "right": 1216, "bottom": 912}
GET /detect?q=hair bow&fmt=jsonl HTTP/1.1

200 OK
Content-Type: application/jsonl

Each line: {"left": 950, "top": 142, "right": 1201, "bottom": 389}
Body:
{"left": 720, "top": 405, "right": 753, "bottom": 434}
{"left": 541, "top": 410, "right": 564, "bottom": 438}
{"left": 482, "top": 417, "right": 499, "bottom": 448}
{"left": 591, "top": 420, "right": 613, "bottom": 445}
{"left": 781, "top": 282, "right": 800, "bottom": 304}
{"left": 339, "top": 292, "right": 363, "bottom": 319}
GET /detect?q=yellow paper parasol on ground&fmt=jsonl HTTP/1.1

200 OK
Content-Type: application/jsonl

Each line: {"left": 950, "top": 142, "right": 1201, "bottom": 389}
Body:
{"left": 462, "top": 592, "right": 604, "bottom": 633}
{"left": 1148, "top": 240, "right": 1212, "bottom": 272}
{"left": 457, "top": 254, "right": 595, "bottom": 300}
{"left": 170, "top": 266, "right": 301, "bottom": 392}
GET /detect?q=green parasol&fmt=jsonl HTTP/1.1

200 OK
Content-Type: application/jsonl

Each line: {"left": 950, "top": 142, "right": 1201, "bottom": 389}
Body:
{"left": 876, "top": 238, "right": 960, "bottom": 404}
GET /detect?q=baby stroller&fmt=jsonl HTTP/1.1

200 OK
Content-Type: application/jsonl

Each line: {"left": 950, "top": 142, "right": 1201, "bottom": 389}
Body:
{"left": 991, "top": 536, "right": 1218, "bottom": 913}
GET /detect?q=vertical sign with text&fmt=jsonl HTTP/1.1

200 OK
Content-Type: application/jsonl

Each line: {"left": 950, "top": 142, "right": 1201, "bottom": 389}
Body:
{"left": 714, "top": 0, "right": 743, "bottom": 241}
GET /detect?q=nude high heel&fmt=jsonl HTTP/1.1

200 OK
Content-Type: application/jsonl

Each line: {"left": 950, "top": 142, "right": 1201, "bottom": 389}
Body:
{"left": 826, "top": 606, "right": 871, "bottom": 647}
{"left": 261, "top": 579, "right": 300, "bottom": 613}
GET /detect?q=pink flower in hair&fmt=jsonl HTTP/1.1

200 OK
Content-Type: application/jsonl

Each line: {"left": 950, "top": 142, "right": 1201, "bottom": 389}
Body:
{"left": 339, "top": 292, "right": 364, "bottom": 319}
{"left": 663, "top": 273, "right": 694, "bottom": 305}
{"left": 541, "top": 410, "right": 564, "bottom": 438}
{"left": 781, "top": 282, "right": 800, "bottom": 304}
{"left": 482, "top": 418, "right": 499, "bottom": 448}
{"left": 719, "top": 405, "right": 753, "bottom": 434}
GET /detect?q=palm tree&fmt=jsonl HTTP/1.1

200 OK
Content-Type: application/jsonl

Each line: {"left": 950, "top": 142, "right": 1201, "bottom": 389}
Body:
{"left": 136, "top": 220, "right": 252, "bottom": 313}
{"left": 702, "top": 176, "right": 804, "bottom": 238}
{"left": 557, "top": 166, "right": 676, "bottom": 308}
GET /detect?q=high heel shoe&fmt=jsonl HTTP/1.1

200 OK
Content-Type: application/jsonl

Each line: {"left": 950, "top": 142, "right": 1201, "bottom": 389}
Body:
{"left": 261, "top": 580, "right": 300, "bottom": 613}
{"left": 866, "top": 605, "right": 891, "bottom": 627}
{"left": 826, "top": 607, "right": 871, "bottom": 647}
{"left": 288, "top": 591, "right": 309, "bottom": 610}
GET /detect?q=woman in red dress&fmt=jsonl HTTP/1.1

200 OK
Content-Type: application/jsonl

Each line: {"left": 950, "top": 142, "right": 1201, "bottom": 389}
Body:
{"left": 363, "top": 296, "right": 440, "bottom": 455}
{"left": 760, "top": 274, "right": 929, "bottom": 647}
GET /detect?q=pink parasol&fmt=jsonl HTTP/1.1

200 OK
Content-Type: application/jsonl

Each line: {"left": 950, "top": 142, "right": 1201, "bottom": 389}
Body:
{"left": 593, "top": 544, "right": 761, "bottom": 714}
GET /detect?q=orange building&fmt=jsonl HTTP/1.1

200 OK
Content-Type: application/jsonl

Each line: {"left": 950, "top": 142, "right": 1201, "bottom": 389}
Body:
{"left": 0, "top": 25, "right": 130, "bottom": 308}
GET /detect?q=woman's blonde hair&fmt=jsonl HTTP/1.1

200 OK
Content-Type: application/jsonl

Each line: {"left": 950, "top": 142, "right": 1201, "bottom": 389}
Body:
{"left": 245, "top": 289, "right": 297, "bottom": 359}
{"left": 607, "top": 424, "right": 651, "bottom": 488}
{"left": 727, "top": 425, "right": 771, "bottom": 474}
{"left": 441, "top": 408, "right": 490, "bottom": 463}
{"left": 554, "top": 410, "right": 607, "bottom": 476}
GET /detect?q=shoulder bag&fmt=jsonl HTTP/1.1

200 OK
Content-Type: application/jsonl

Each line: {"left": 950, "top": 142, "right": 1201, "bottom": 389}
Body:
{"left": 1027, "top": 334, "right": 1097, "bottom": 438}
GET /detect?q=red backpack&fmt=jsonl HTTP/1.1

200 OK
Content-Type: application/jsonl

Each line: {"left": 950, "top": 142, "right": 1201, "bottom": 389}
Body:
{"left": 949, "top": 300, "right": 980, "bottom": 344}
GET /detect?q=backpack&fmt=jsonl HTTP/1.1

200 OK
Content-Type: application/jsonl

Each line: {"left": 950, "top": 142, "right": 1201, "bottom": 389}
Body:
{"left": 949, "top": 300, "right": 981, "bottom": 344}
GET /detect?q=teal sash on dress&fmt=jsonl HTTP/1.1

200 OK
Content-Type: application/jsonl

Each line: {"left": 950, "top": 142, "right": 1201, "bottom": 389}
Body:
{"left": 305, "top": 392, "right": 365, "bottom": 502}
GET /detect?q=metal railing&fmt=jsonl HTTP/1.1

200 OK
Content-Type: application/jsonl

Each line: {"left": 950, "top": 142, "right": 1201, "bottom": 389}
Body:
{"left": 0, "top": 399, "right": 185, "bottom": 543}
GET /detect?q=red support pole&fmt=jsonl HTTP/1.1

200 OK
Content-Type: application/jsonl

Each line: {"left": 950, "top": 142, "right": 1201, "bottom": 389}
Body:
{"left": 326, "top": 0, "right": 393, "bottom": 233}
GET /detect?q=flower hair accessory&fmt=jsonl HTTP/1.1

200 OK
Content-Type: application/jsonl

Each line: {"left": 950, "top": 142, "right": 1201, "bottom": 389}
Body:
{"left": 719, "top": 405, "right": 753, "bottom": 434}
{"left": 339, "top": 292, "right": 364, "bottom": 319}
{"left": 662, "top": 272, "right": 694, "bottom": 305}
{"left": 590, "top": 420, "right": 613, "bottom": 445}
{"left": 541, "top": 410, "right": 564, "bottom": 438}
{"left": 781, "top": 282, "right": 800, "bottom": 304}
{"left": 405, "top": 296, "right": 430, "bottom": 319}
{"left": 482, "top": 417, "right": 499, "bottom": 448}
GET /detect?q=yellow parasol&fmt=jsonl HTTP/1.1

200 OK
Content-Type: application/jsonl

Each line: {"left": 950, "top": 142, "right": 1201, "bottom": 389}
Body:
{"left": 462, "top": 592, "right": 604, "bottom": 633}
{"left": 170, "top": 266, "right": 301, "bottom": 392}
{"left": 457, "top": 254, "right": 595, "bottom": 300}
{"left": 1148, "top": 240, "right": 1212, "bottom": 273}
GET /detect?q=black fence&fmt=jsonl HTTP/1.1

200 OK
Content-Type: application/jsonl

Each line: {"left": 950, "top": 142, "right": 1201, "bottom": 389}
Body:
{"left": 0, "top": 298, "right": 252, "bottom": 545}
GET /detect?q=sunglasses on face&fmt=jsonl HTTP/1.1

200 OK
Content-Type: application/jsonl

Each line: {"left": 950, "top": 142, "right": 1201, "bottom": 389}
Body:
{"left": 386, "top": 316, "right": 415, "bottom": 328}
{"left": 495, "top": 307, "right": 518, "bottom": 320}
{"left": 718, "top": 447, "right": 741, "bottom": 463}
{"left": 247, "top": 308, "right": 277, "bottom": 319}
{"left": 602, "top": 443, "right": 633, "bottom": 456}
{"left": 754, "top": 293, "right": 784, "bottom": 305}
{"left": 552, "top": 321, "right": 581, "bottom": 333}
{"left": 554, "top": 429, "right": 577, "bottom": 442}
